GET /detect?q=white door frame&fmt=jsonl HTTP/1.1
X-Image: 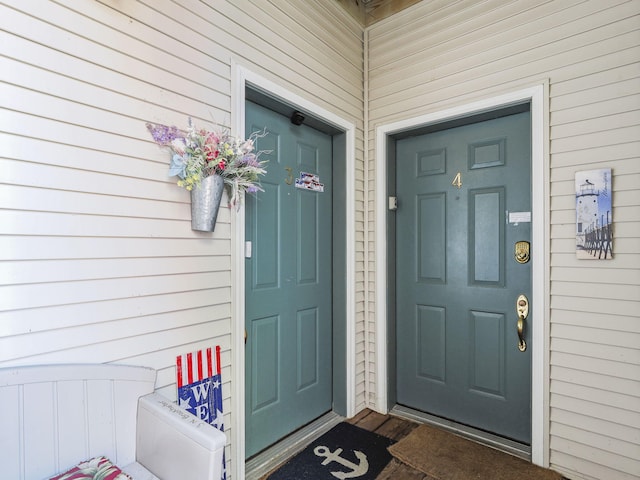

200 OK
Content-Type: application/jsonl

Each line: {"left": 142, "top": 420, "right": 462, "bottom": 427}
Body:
{"left": 230, "top": 63, "right": 358, "bottom": 480}
{"left": 374, "top": 84, "right": 550, "bottom": 467}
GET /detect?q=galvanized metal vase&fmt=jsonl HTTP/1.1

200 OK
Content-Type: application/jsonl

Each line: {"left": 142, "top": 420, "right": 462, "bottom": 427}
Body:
{"left": 190, "top": 174, "right": 224, "bottom": 232}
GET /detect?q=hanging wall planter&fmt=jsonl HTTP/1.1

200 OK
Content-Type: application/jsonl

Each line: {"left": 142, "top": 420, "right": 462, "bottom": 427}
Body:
{"left": 191, "top": 174, "right": 225, "bottom": 232}
{"left": 145, "top": 119, "right": 268, "bottom": 232}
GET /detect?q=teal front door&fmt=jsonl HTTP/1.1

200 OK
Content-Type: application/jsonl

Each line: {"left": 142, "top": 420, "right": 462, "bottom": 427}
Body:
{"left": 245, "top": 101, "right": 333, "bottom": 458}
{"left": 395, "top": 110, "right": 532, "bottom": 444}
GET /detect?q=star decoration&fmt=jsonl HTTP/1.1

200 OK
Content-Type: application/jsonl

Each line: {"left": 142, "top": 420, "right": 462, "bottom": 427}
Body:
{"left": 179, "top": 396, "right": 192, "bottom": 410}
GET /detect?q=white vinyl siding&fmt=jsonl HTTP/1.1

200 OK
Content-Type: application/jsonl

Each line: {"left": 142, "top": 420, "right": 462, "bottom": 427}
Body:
{"left": 3, "top": 1, "right": 639, "bottom": 478}
{"left": 366, "top": 1, "right": 639, "bottom": 479}
{"left": 0, "top": 0, "right": 364, "bottom": 477}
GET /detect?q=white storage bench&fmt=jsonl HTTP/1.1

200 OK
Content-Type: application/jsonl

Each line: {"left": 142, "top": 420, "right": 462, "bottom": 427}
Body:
{"left": 0, "top": 363, "right": 226, "bottom": 480}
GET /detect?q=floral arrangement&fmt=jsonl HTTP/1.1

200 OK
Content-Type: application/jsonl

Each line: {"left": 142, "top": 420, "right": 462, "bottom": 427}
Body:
{"left": 146, "top": 119, "right": 267, "bottom": 207}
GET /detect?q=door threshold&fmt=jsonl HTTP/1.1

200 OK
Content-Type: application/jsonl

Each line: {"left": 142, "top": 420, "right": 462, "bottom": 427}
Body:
{"left": 391, "top": 404, "right": 531, "bottom": 460}
{"left": 245, "top": 411, "right": 344, "bottom": 480}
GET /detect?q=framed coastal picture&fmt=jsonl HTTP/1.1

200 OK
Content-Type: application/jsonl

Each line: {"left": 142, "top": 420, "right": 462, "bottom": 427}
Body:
{"left": 575, "top": 168, "right": 612, "bottom": 260}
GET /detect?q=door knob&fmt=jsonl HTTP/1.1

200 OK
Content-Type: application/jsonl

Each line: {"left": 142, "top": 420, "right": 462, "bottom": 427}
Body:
{"left": 516, "top": 294, "right": 528, "bottom": 352}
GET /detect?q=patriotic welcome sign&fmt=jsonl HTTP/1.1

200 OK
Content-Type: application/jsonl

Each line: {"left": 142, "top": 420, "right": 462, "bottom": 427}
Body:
{"left": 176, "top": 346, "right": 226, "bottom": 480}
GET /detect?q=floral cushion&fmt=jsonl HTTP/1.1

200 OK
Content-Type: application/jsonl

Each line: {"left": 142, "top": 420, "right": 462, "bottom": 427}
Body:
{"left": 50, "top": 456, "right": 132, "bottom": 480}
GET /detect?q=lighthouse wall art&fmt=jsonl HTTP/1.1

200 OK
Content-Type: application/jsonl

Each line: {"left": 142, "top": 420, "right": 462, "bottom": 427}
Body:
{"left": 575, "top": 168, "right": 613, "bottom": 260}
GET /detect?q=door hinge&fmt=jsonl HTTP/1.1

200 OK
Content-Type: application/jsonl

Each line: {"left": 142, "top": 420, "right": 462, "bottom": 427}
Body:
{"left": 388, "top": 196, "right": 398, "bottom": 211}
{"left": 245, "top": 241, "right": 252, "bottom": 258}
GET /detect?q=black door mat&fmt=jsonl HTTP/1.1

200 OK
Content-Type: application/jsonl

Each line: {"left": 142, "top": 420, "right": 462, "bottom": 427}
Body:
{"left": 265, "top": 422, "right": 395, "bottom": 480}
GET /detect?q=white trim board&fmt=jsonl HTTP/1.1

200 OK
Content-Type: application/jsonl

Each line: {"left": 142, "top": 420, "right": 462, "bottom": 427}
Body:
{"left": 374, "top": 84, "right": 549, "bottom": 467}
{"left": 231, "top": 63, "right": 358, "bottom": 480}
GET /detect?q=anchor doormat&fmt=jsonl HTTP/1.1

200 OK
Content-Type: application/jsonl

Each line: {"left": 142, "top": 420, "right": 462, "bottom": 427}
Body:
{"left": 266, "top": 422, "right": 395, "bottom": 480}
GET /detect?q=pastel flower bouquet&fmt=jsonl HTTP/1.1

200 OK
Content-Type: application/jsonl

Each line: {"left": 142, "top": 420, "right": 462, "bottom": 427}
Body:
{"left": 146, "top": 119, "right": 267, "bottom": 208}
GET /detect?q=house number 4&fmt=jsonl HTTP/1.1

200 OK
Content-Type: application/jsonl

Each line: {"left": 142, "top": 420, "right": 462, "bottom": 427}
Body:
{"left": 452, "top": 172, "right": 462, "bottom": 189}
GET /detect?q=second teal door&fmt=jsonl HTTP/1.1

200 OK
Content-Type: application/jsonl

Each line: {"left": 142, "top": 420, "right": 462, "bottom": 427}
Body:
{"left": 245, "top": 101, "right": 333, "bottom": 458}
{"left": 395, "top": 110, "right": 532, "bottom": 445}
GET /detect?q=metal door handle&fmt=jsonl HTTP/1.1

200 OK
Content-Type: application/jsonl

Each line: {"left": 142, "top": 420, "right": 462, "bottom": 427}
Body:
{"left": 517, "top": 315, "right": 526, "bottom": 352}
{"left": 516, "top": 294, "right": 528, "bottom": 352}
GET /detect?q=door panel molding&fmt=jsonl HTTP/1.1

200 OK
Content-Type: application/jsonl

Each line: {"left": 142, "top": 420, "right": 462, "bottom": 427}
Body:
{"left": 231, "top": 63, "right": 357, "bottom": 480}
{"left": 469, "top": 310, "right": 506, "bottom": 398}
{"left": 375, "top": 84, "right": 549, "bottom": 466}
{"left": 418, "top": 193, "right": 446, "bottom": 283}
{"left": 251, "top": 314, "right": 280, "bottom": 410}
{"left": 416, "top": 305, "right": 446, "bottom": 382}
{"left": 469, "top": 187, "right": 505, "bottom": 286}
